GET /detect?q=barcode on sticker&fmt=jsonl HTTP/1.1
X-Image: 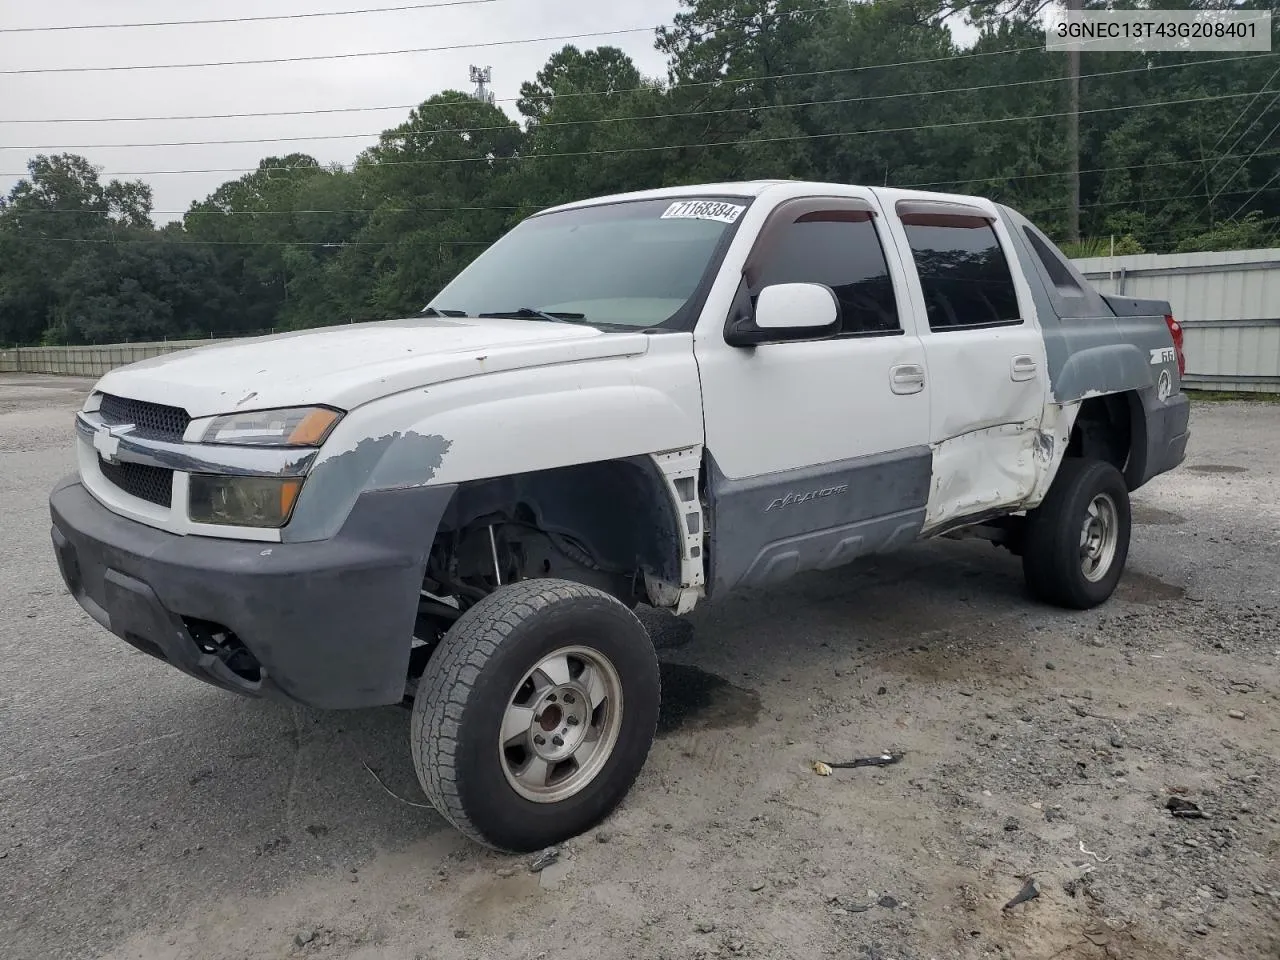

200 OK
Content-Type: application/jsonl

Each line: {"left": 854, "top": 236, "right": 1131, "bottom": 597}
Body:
{"left": 660, "top": 200, "right": 746, "bottom": 224}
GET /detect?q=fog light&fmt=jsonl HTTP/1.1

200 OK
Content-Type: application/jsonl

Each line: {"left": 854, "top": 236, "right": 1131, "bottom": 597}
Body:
{"left": 189, "top": 475, "right": 302, "bottom": 528}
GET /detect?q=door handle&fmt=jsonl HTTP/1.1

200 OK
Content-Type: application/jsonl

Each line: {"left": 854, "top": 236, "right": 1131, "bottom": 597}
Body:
{"left": 1011, "top": 355, "right": 1038, "bottom": 382}
{"left": 890, "top": 363, "right": 926, "bottom": 395}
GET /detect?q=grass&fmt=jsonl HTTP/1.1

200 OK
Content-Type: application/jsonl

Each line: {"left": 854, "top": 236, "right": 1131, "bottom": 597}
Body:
{"left": 1185, "top": 389, "right": 1280, "bottom": 404}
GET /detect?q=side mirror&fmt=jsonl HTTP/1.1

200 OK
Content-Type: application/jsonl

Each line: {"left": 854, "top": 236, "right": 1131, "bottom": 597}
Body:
{"left": 724, "top": 282, "right": 840, "bottom": 347}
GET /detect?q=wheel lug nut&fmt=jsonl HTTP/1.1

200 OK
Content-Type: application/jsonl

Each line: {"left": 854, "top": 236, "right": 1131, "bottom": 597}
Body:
{"left": 547, "top": 694, "right": 557, "bottom": 703}
{"left": 564, "top": 694, "right": 575, "bottom": 704}
{"left": 534, "top": 735, "right": 545, "bottom": 746}
{"left": 567, "top": 716, "right": 579, "bottom": 726}
{"left": 552, "top": 735, "right": 564, "bottom": 747}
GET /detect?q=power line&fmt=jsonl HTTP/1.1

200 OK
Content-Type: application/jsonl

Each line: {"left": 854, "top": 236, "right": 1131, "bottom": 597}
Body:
{"left": 4, "top": 47, "right": 1260, "bottom": 125}
{"left": 0, "top": 4, "right": 837, "bottom": 76}
{"left": 6, "top": 236, "right": 492, "bottom": 246}
{"left": 14, "top": 209, "right": 525, "bottom": 218}
{"left": 4, "top": 89, "right": 1265, "bottom": 179}
{"left": 899, "top": 148, "right": 1280, "bottom": 189}
{"left": 1034, "top": 184, "right": 1273, "bottom": 214}
{"left": 1190, "top": 65, "right": 1280, "bottom": 188}
{"left": 18, "top": 148, "right": 1280, "bottom": 218}
{"left": 13, "top": 186, "right": 1276, "bottom": 244}
{"left": 0, "top": 24, "right": 659, "bottom": 75}
{"left": 1226, "top": 167, "right": 1280, "bottom": 222}
{"left": 1206, "top": 113, "right": 1280, "bottom": 207}
{"left": 22, "top": 205, "right": 535, "bottom": 216}
{"left": 10, "top": 55, "right": 1266, "bottom": 152}
{"left": 1154, "top": 63, "right": 1280, "bottom": 221}
{"left": 0, "top": 0, "right": 508, "bottom": 33}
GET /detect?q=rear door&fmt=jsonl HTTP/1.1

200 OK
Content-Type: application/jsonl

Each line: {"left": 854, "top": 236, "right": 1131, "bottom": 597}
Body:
{"left": 881, "top": 196, "right": 1050, "bottom": 531}
{"left": 694, "top": 193, "right": 933, "bottom": 595}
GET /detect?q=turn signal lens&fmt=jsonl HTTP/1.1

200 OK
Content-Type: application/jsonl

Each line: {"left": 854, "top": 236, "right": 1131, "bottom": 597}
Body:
{"left": 287, "top": 408, "right": 342, "bottom": 445}
{"left": 200, "top": 406, "right": 342, "bottom": 447}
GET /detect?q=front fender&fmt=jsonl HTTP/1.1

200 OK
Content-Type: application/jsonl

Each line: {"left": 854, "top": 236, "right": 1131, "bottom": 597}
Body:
{"left": 421, "top": 384, "right": 701, "bottom": 484}
{"left": 284, "top": 346, "right": 703, "bottom": 542}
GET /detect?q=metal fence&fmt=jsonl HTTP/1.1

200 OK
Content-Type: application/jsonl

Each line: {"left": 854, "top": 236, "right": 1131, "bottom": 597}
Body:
{"left": 4, "top": 249, "right": 1280, "bottom": 391}
{"left": 1073, "top": 247, "right": 1280, "bottom": 393}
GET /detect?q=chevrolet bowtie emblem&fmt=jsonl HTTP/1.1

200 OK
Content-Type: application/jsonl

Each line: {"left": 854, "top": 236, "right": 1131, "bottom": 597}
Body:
{"left": 92, "top": 425, "right": 131, "bottom": 464}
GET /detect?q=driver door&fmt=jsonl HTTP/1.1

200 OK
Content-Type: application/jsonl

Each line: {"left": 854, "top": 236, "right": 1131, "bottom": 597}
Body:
{"left": 693, "top": 195, "right": 933, "bottom": 596}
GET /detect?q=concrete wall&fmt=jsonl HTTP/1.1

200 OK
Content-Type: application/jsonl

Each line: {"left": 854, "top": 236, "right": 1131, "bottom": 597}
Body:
{"left": 0, "top": 339, "right": 221, "bottom": 378}
{"left": 1073, "top": 247, "right": 1280, "bottom": 393}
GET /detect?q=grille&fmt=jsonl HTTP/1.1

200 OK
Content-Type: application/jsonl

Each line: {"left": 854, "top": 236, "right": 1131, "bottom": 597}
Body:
{"left": 98, "top": 393, "right": 191, "bottom": 442}
{"left": 98, "top": 457, "right": 174, "bottom": 507}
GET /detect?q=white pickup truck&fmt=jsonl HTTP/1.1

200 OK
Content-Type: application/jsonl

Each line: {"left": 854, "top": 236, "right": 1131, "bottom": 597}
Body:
{"left": 49, "top": 180, "right": 1189, "bottom": 852}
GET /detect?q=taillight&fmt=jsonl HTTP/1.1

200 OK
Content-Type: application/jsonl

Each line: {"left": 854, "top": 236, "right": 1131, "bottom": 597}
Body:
{"left": 1164, "top": 313, "right": 1186, "bottom": 377}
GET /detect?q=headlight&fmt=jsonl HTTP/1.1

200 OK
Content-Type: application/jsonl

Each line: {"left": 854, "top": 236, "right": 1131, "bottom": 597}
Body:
{"left": 199, "top": 406, "right": 342, "bottom": 447}
{"left": 189, "top": 475, "right": 303, "bottom": 528}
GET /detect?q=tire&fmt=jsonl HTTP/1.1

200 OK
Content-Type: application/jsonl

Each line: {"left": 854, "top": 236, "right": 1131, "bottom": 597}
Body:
{"left": 411, "top": 578, "right": 661, "bottom": 852}
{"left": 1022, "top": 458, "right": 1131, "bottom": 610}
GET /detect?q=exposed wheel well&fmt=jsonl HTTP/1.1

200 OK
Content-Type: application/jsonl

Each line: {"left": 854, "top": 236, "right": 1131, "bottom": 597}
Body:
{"left": 1065, "top": 391, "right": 1148, "bottom": 489}
{"left": 426, "top": 458, "right": 682, "bottom": 612}
{"left": 402, "top": 458, "right": 688, "bottom": 699}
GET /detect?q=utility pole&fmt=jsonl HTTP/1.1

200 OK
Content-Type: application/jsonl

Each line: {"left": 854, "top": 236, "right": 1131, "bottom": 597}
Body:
{"left": 1066, "top": 0, "right": 1082, "bottom": 242}
{"left": 469, "top": 66, "right": 495, "bottom": 106}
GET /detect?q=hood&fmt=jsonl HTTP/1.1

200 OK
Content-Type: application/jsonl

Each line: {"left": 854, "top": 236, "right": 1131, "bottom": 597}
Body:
{"left": 93, "top": 316, "right": 650, "bottom": 417}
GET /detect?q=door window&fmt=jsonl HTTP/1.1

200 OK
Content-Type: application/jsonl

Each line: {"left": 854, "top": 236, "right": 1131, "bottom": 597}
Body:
{"left": 752, "top": 211, "right": 902, "bottom": 337}
{"left": 901, "top": 217, "right": 1021, "bottom": 331}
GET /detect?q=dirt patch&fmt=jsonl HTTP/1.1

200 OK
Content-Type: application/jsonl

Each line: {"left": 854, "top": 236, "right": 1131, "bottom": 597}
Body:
{"left": 1185, "top": 464, "right": 1248, "bottom": 474}
{"left": 1116, "top": 570, "right": 1186, "bottom": 603}
{"left": 656, "top": 662, "right": 761, "bottom": 737}
{"left": 637, "top": 607, "right": 695, "bottom": 650}
{"left": 1132, "top": 504, "right": 1186, "bottom": 525}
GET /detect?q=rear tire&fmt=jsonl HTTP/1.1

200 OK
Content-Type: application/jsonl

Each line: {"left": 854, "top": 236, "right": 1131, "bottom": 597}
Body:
{"left": 1022, "top": 458, "right": 1131, "bottom": 610}
{"left": 411, "top": 579, "right": 661, "bottom": 852}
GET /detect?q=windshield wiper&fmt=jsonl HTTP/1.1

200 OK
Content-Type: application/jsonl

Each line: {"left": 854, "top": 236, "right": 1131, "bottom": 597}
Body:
{"left": 478, "top": 307, "right": 589, "bottom": 325}
{"left": 420, "top": 306, "right": 469, "bottom": 317}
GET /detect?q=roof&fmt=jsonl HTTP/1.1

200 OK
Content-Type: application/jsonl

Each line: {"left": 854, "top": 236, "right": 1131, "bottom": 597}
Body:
{"left": 536, "top": 179, "right": 992, "bottom": 217}
{"left": 537, "top": 181, "right": 789, "bottom": 215}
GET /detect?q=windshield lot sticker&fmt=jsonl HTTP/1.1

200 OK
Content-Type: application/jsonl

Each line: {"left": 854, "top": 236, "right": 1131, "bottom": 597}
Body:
{"left": 661, "top": 200, "right": 746, "bottom": 224}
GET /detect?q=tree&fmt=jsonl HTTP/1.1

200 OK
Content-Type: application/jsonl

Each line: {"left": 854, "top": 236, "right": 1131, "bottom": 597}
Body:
{"left": 314, "top": 92, "right": 527, "bottom": 320}
{"left": 2, "top": 1, "right": 1278, "bottom": 346}
{"left": 43, "top": 241, "right": 236, "bottom": 344}
{"left": 0, "top": 154, "right": 156, "bottom": 345}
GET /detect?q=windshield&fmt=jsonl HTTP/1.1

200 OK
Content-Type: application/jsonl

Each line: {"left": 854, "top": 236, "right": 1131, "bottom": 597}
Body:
{"left": 425, "top": 196, "right": 750, "bottom": 329}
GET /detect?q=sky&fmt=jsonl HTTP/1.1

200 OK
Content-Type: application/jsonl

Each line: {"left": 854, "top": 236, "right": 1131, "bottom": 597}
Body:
{"left": 0, "top": 0, "right": 980, "bottom": 223}
{"left": 0, "top": 0, "right": 685, "bottom": 221}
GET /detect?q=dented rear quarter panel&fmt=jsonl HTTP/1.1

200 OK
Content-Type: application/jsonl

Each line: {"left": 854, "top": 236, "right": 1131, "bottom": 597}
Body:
{"left": 998, "top": 205, "right": 1179, "bottom": 403}
{"left": 999, "top": 205, "right": 1190, "bottom": 490}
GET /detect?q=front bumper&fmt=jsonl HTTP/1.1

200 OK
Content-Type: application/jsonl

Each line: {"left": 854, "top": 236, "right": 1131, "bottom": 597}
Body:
{"left": 49, "top": 475, "right": 456, "bottom": 709}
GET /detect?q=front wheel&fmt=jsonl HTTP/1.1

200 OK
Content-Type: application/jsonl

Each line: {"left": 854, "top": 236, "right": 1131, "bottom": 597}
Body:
{"left": 411, "top": 579, "right": 661, "bottom": 852}
{"left": 1022, "top": 458, "right": 1132, "bottom": 610}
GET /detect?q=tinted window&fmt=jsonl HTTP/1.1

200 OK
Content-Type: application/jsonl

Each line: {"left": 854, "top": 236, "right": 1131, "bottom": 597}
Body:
{"left": 753, "top": 213, "right": 900, "bottom": 335}
{"left": 1024, "top": 226, "right": 1084, "bottom": 296}
{"left": 902, "top": 221, "right": 1021, "bottom": 330}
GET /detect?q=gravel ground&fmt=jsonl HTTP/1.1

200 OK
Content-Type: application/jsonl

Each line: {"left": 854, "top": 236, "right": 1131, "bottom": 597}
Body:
{"left": 1, "top": 373, "right": 1277, "bottom": 960}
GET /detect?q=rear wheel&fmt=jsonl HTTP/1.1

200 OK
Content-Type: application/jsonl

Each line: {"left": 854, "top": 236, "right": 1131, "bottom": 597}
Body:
{"left": 411, "top": 578, "right": 661, "bottom": 852}
{"left": 1022, "top": 458, "right": 1131, "bottom": 610}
